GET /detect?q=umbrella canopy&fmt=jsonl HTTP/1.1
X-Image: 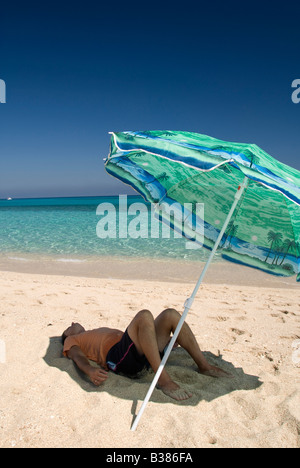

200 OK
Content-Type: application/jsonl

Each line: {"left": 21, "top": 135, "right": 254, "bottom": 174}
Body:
{"left": 106, "top": 130, "right": 300, "bottom": 281}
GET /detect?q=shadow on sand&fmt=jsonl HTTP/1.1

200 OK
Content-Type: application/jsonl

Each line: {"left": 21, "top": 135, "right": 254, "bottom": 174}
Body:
{"left": 44, "top": 336, "right": 263, "bottom": 424}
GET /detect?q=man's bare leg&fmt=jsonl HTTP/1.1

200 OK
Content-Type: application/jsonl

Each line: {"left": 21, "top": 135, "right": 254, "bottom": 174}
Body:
{"left": 155, "top": 309, "right": 232, "bottom": 378}
{"left": 127, "top": 310, "right": 192, "bottom": 401}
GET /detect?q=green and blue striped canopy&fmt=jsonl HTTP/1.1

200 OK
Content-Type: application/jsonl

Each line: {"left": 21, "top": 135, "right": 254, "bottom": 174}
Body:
{"left": 105, "top": 130, "right": 300, "bottom": 282}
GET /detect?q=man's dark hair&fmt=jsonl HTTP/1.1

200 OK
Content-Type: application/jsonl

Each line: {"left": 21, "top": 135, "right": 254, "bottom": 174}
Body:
{"left": 61, "top": 332, "right": 67, "bottom": 345}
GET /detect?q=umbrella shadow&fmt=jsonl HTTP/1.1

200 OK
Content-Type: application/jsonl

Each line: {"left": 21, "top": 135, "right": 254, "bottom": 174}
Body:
{"left": 43, "top": 337, "right": 263, "bottom": 418}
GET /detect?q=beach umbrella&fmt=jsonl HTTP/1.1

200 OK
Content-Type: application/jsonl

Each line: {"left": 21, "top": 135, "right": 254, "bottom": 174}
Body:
{"left": 105, "top": 130, "right": 300, "bottom": 430}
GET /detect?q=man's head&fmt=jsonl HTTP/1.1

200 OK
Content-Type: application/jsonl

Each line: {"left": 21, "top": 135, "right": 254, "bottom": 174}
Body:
{"left": 62, "top": 322, "right": 85, "bottom": 344}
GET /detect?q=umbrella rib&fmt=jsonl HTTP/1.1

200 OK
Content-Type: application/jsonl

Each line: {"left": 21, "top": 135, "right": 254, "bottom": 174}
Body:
{"left": 108, "top": 131, "right": 235, "bottom": 174}
{"left": 251, "top": 178, "right": 300, "bottom": 208}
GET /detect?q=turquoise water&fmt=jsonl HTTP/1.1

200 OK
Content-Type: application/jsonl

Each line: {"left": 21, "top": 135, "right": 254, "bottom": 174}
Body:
{"left": 0, "top": 196, "right": 213, "bottom": 262}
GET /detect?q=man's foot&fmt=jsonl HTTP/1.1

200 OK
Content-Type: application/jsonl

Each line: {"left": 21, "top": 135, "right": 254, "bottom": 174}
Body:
{"left": 158, "top": 380, "right": 193, "bottom": 401}
{"left": 198, "top": 365, "right": 234, "bottom": 378}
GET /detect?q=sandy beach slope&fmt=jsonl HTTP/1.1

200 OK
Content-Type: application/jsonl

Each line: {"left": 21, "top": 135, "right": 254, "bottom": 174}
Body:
{"left": 0, "top": 265, "right": 299, "bottom": 448}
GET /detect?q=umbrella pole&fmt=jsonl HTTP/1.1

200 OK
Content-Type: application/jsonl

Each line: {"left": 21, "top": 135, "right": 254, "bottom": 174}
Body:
{"left": 131, "top": 177, "right": 249, "bottom": 431}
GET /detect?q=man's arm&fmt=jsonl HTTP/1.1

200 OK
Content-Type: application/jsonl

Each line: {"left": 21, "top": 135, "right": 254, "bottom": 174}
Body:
{"left": 67, "top": 346, "right": 108, "bottom": 386}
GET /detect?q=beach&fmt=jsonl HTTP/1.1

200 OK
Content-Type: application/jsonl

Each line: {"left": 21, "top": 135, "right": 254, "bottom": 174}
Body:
{"left": 0, "top": 259, "right": 299, "bottom": 448}
{"left": 2, "top": 0, "right": 300, "bottom": 451}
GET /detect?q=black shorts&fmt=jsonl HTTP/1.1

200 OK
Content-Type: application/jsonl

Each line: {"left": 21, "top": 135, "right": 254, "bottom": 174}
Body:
{"left": 106, "top": 329, "right": 150, "bottom": 377}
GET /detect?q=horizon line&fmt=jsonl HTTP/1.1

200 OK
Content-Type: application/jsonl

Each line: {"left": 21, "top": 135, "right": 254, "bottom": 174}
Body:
{"left": 0, "top": 194, "right": 142, "bottom": 201}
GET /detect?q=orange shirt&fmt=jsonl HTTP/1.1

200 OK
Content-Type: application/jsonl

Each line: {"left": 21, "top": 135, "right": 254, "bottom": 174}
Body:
{"left": 63, "top": 327, "right": 123, "bottom": 369}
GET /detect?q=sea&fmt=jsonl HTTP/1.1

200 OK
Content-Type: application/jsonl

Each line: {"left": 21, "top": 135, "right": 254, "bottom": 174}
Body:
{"left": 0, "top": 196, "right": 215, "bottom": 264}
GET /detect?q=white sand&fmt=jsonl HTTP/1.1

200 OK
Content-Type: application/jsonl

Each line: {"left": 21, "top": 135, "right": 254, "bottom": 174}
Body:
{"left": 0, "top": 264, "right": 299, "bottom": 448}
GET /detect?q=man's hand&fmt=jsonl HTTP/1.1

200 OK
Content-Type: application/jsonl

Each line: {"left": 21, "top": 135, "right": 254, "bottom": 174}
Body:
{"left": 67, "top": 345, "right": 108, "bottom": 386}
{"left": 87, "top": 367, "right": 108, "bottom": 386}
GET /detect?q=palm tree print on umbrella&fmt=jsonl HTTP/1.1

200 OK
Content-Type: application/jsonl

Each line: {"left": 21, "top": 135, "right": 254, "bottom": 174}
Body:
{"left": 279, "top": 240, "right": 297, "bottom": 266}
{"left": 264, "top": 232, "right": 298, "bottom": 270}
{"left": 145, "top": 172, "right": 170, "bottom": 187}
{"left": 265, "top": 231, "right": 283, "bottom": 263}
{"left": 271, "top": 238, "right": 296, "bottom": 266}
{"left": 223, "top": 221, "right": 239, "bottom": 249}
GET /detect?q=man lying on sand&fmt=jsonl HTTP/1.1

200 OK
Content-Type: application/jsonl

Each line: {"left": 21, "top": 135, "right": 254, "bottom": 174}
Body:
{"left": 62, "top": 308, "right": 231, "bottom": 401}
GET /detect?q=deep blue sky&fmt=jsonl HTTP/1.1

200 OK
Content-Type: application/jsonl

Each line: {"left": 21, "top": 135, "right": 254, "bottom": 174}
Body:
{"left": 0, "top": 1, "right": 300, "bottom": 198}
